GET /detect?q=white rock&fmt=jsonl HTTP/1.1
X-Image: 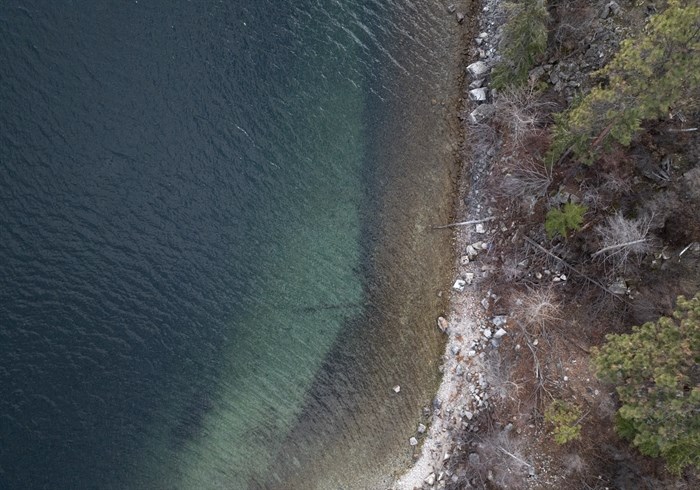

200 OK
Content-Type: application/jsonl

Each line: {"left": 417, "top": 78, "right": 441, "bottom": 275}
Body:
{"left": 453, "top": 279, "right": 466, "bottom": 291}
{"left": 466, "top": 244, "right": 479, "bottom": 259}
{"left": 437, "top": 316, "right": 449, "bottom": 333}
{"left": 418, "top": 423, "right": 427, "bottom": 434}
{"left": 393, "top": 385, "right": 401, "bottom": 393}
{"left": 469, "top": 88, "right": 488, "bottom": 102}
{"left": 465, "top": 272, "right": 475, "bottom": 285}
{"left": 492, "top": 315, "right": 507, "bottom": 327}
{"left": 483, "top": 328, "right": 493, "bottom": 338}
{"left": 425, "top": 472, "right": 436, "bottom": 486}
{"left": 494, "top": 328, "right": 507, "bottom": 339}
{"left": 465, "top": 410, "right": 474, "bottom": 420}
{"left": 469, "top": 78, "right": 484, "bottom": 89}
{"left": 466, "top": 61, "right": 489, "bottom": 77}
{"left": 409, "top": 436, "right": 418, "bottom": 446}
{"left": 475, "top": 223, "right": 486, "bottom": 233}
{"left": 460, "top": 255, "right": 470, "bottom": 265}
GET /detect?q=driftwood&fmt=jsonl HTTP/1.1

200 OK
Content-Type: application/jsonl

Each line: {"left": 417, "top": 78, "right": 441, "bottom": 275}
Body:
{"left": 591, "top": 238, "right": 648, "bottom": 258}
{"left": 432, "top": 216, "right": 497, "bottom": 230}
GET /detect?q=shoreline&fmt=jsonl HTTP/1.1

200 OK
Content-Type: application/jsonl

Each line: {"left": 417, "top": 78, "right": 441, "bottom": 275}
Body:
{"left": 394, "top": 0, "right": 503, "bottom": 487}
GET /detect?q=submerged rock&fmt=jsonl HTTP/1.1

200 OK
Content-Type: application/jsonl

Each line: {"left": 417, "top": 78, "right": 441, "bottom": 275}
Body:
{"left": 437, "top": 316, "right": 449, "bottom": 333}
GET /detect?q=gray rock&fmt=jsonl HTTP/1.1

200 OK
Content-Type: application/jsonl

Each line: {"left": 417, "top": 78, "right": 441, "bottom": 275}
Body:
{"left": 425, "top": 472, "right": 436, "bottom": 486}
{"left": 608, "top": 278, "right": 628, "bottom": 295}
{"left": 468, "top": 452, "right": 481, "bottom": 465}
{"left": 601, "top": 1, "right": 621, "bottom": 19}
{"left": 475, "top": 223, "right": 486, "bottom": 233}
{"left": 466, "top": 244, "right": 479, "bottom": 259}
{"left": 529, "top": 65, "right": 546, "bottom": 82}
{"left": 492, "top": 315, "right": 507, "bottom": 327}
{"left": 437, "top": 316, "right": 449, "bottom": 333}
{"left": 447, "top": 4, "right": 456, "bottom": 14}
{"left": 469, "top": 78, "right": 485, "bottom": 89}
{"left": 451, "top": 345, "right": 460, "bottom": 356}
{"left": 468, "top": 88, "right": 488, "bottom": 102}
{"left": 465, "top": 272, "right": 475, "bottom": 285}
{"left": 453, "top": 279, "right": 466, "bottom": 291}
{"left": 483, "top": 328, "right": 492, "bottom": 339}
{"left": 456, "top": 12, "right": 465, "bottom": 24}
{"left": 464, "top": 410, "right": 474, "bottom": 420}
{"left": 418, "top": 423, "right": 427, "bottom": 434}
{"left": 468, "top": 104, "right": 495, "bottom": 124}
{"left": 466, "top": 61, "right": 489, "bottom": 77}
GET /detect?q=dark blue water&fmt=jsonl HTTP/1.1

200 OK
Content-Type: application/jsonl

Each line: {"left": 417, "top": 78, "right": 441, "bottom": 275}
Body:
{"left": 1, "top": 1, "right": 464, "bottom": 488}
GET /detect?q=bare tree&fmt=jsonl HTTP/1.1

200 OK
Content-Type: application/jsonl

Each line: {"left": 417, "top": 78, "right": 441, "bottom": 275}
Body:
{"left": 593, "top": 212, "right": 654, "bottom": 272}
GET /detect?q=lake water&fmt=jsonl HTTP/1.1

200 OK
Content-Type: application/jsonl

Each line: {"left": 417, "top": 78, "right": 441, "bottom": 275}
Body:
{"left": 0, "top": 1, "right": 465, "bottom": 488}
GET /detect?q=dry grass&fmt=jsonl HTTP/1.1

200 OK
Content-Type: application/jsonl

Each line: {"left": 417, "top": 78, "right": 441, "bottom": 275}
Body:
{"left": 493, "top": 89, "right": 553, "bottom": 149}
{"left": 500, "top": 157, "right": 552, "bottom": 202}
{"left": 513, "top": 286, "right": 563, "bottom": 336}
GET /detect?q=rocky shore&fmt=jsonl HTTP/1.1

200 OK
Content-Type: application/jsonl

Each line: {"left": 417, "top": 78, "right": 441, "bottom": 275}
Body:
{"left": 393, "top": 2, "right": 508, "bottom": 488}
{"left": 395, "top": 1, "right": 636, "bottom": 488}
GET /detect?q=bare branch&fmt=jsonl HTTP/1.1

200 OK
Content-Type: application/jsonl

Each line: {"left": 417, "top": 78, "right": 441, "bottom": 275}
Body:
{"left": 432, "top": 216, "right": 497, "bottom": 230}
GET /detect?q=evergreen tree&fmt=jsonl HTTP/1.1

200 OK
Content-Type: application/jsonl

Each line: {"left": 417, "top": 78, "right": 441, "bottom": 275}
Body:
{"left": 548, "top": 0, "right": 700, "bottom": 164}
{"left": 491, "top": 0, "right": 550, "bottom": 89}
{"left": 593, "top": 293, "right": 700, "bottom": 474}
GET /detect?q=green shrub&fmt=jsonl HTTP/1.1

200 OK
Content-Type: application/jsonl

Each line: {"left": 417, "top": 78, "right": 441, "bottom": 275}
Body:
{"left": 593, "top": 293, "right": 700, "bottom": 474}
{"left": 491, "top": 0, "right": 550, "bottom": 89}
{"left": 545, "top": 202, "right": 587, "bottom": 238}
{"left": 545, "top": 400, "right": 582, "bottom": 444}
{"left": 547, "top": 0, "right": 700, "bottom": 164}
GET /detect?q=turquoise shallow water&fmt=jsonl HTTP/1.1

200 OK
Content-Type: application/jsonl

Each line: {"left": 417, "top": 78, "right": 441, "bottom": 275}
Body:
{"left": 0, "top": 1, "right": 465, "bottom": 487}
